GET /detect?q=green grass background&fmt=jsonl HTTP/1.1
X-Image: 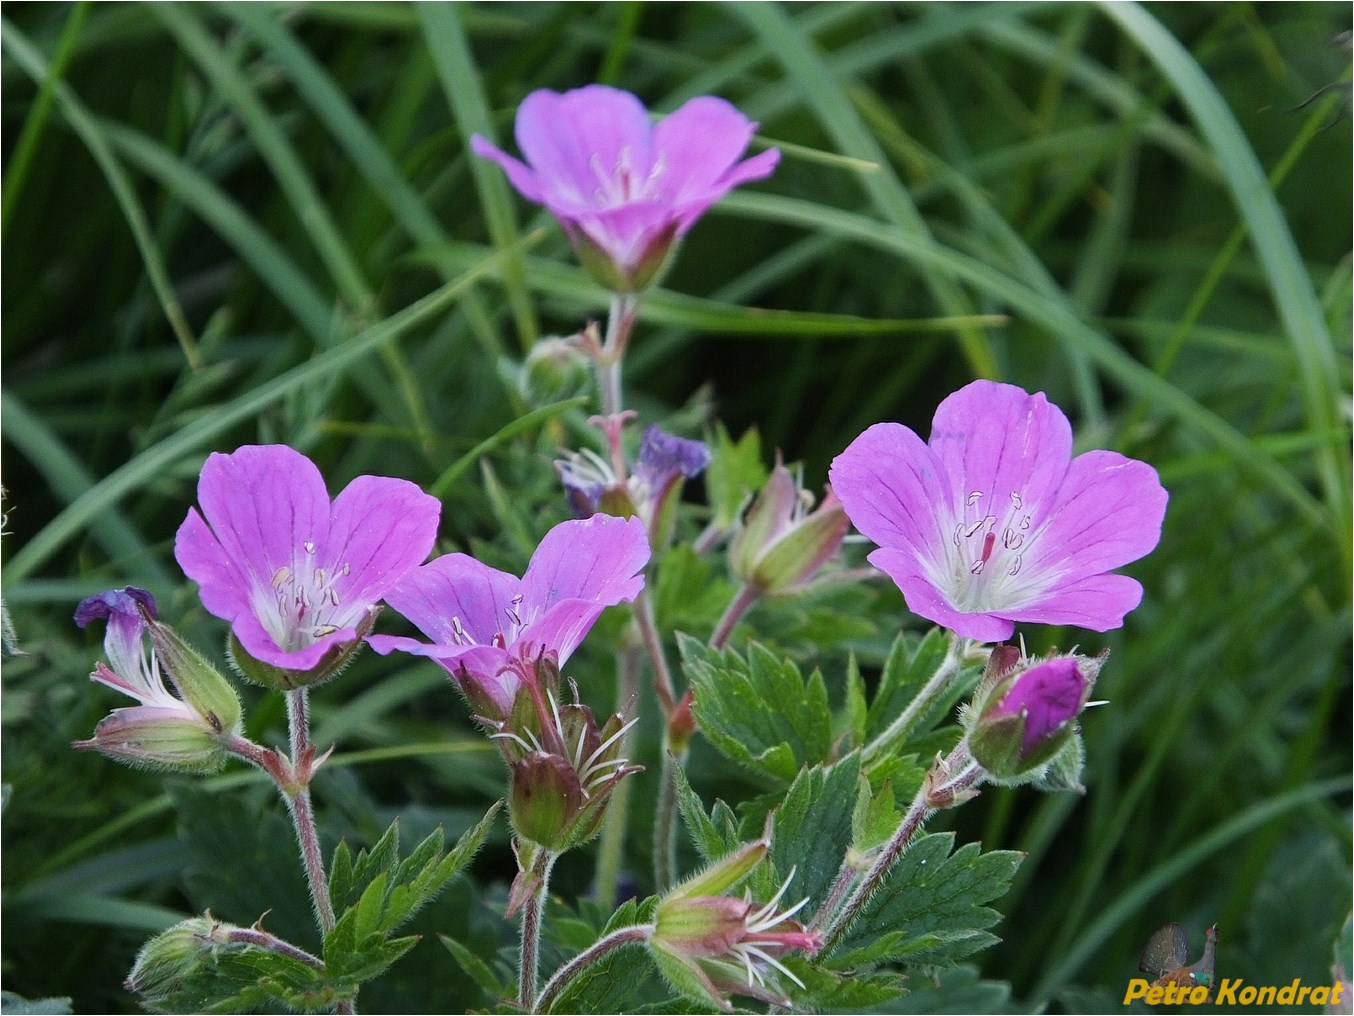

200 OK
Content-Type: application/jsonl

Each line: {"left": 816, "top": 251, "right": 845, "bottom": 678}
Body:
{"left": 2, "top": 3, "right": 1350, "bottom": 1012}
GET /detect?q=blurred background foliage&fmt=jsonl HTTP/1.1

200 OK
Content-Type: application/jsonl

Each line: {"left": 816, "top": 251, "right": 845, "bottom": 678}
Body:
{"left": 1, "top": 2, "right": 1350, "bottom": 1012}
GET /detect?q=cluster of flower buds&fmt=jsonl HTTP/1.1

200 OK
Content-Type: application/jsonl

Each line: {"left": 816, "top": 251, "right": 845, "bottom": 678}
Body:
{"left": 74, "top": 588, "right": 242, "bottom": 773}
{"left": 558, "top": 424, "right": 710, "bottom": 550}
{"left": 965, "top": 644, "right": 1104, "bottom": 785}
{"left": 485, "top": 651, "right": 642, "bottom": 855}
{"left": 648, "top": 837, "right": 821, "bottom": 1011}
{"left": 730, "top": 456, "right": 849, "bottom": 596}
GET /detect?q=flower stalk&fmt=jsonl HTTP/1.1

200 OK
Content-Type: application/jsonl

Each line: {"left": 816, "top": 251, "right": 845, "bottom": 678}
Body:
{"left": 818, "top": 742, "right": 982, "bottom": 954}
{"left": 518, "top": 847, "right": 558, "bottom": 1011}
{"left": 535, "top": 924, "right": 654, "bottom": 1014}
{"left": 709, "top": 583, "right": 759, "bottom": 651}
{"left": 861, "top": 631, "right": 963, "bottom": 763}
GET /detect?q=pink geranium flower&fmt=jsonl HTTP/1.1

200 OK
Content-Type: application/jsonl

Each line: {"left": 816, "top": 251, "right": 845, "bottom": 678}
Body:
{"left": 830, "top": 381, "right": 1168, "bottom": 642}
{"left": 175, "top": 445, "right": 441, "bottom": 671}
{"left": 369, "top": 514, "right": 650, "bottom": 717}
{"left": 471, "top": 85, "right": 779, "bottom": 290}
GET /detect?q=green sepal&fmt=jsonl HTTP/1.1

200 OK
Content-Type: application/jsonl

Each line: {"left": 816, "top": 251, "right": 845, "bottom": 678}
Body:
{"left": 143, "top": 613, "right": 241, "bottom": 734}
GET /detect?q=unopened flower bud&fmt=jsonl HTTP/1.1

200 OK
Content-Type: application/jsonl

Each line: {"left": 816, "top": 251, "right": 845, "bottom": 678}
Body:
{"left": 730, "top": 459, "right": 848, "bottom": 595}
{"left": 521, "top": 336, "right": 591, "bottom": 403}
{"left": 968, "top": 654, "right": 1100, "bottom": 780}
{"left": 125, "top": 916, "right": 221, "bottom": 1002}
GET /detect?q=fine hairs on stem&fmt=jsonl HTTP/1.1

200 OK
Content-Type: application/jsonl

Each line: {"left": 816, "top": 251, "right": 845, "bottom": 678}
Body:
{"left": 534, "top": 924, "right": 654, "bottom": 1013}
{"left": 519, "top": 849, "right": 559, "bottom": 1011}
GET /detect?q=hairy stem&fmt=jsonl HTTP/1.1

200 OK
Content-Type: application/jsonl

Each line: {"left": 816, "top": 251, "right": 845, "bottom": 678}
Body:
{"left": 285, "top": 690, "right": 337, "bottom": 936}
{"left": 634, "top": 588, "right": 674, "bottom": 706}
{"left": 535, "top": 924, "right": 654, "bottom": 1014}
{"left": 652, "top": 746, "right": 685, "bottom": 891}
{"left": 861, "top": 631, "right": 963, "bottom": 762}
{"left": 222, "top": 926, "right": 326, "bottom": 969}
{"left": 596, "top": 292, "right": 638, "bottom": 418}
{"left": 809, "top": 862, "right": 862, "bottom": 933}
{"left": 519, "top": 848, "right": 558, "bottom": 1012}
{"left": 819, "top": 745, "right": 981, "bottom": 953}
{"left": 709, "top": 583, "right": 760, "bottom": 650}
{"left": 594, "top": 643, "right": 643, "bottom": 905}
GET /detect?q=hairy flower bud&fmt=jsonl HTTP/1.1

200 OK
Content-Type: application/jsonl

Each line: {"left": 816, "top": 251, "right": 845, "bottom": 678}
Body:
{"left": 730, "top": 458, "right": 848, "bottom": 595}
{"left": 967, "top": 653, "right": 1102, "bottom": 781}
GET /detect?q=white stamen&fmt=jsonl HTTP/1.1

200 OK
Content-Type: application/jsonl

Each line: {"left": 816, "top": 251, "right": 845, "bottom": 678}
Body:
{"left": 580, "top": 716, "right": 639, "bottom": 773}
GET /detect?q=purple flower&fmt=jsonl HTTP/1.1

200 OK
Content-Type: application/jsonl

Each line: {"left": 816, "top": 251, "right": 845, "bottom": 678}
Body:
{"left": 74, "top": 587, "right": 177, "bottom": 710}
{"left": 830, "top": 380, "right": 1168, "bottom": 642}
{"left": 557, "top": 425, "right": 709, "bottom": 546}
{"left": 174, "top": 445, "right": 441, "bottom": 672}
{"left": 369, "top": 514, "right": 650, "bottom": 717}
{"left": 472, "top": 86, "right": 780, "bottom": 291}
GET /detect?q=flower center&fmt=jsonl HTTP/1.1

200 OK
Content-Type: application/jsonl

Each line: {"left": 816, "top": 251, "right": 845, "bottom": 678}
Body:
{"left": 446, "top": 595, "right": 540, "bottom": 651}
{"left": 261, "top": 540, "right": 356, "bottom": 651}
{"left": 589, "top": 147, "right": 666, "bottom": 207}
{"left": 934, "top": 489, "right": 1047, "bottom": 612}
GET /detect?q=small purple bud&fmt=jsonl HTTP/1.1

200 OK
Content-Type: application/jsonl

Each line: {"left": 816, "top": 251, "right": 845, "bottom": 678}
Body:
{"left": 991, "top": 657, "right": 1085, "bottom": 755}
{"left": 968, "top": 654, "right": 1097, "bottom": 780}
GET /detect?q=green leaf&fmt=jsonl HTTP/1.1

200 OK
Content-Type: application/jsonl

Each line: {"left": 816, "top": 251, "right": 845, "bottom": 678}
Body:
{"left": 885, "top": 964, "right": 1013, "bottom": 1013}
{"left": 671, "top": 765, "right": 737, "bottom": 864}
{"left": 704, "top": 423, "right": 767, "bottom": 530}
{"left": 440, "top": 934, "right": 510, "bottom": 1003}
{"left": 832, "top": 833, "right": 1022, "bottom": 969}
{"left": 865, "top": 629, "right": 952, "bottom": 742}
{"left": 324, "top": 804, "right": 501, "bottom": 987}
{"left": 853, "top": 774, "right": 902, "bottom": 855}
{"left": 780, "top": 962, "right": 905, "bottom": 1012}
{"left": 681, "top": 637, "right": 833, "bottom": 782}
{"left": 549, "top": 939, "right": 663, "bottom": 1014}
{"left": 841, "top": 652, "right": 868, "bottom": 749}
{"left": 769, "top": 755, "right": 864, "bottom": 916}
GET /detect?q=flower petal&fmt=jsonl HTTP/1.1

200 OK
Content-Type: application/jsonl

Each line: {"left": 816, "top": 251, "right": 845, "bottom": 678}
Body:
{"left": 366, "top": 637, "right": 518, "bottom": 715}
{"left": 516, "top": 515, "right": 649, "bottom": 664}
{"left": 185, "top": 445, "right": 332, "bottom": 607}
{"left": 830, "top": 422, "right": 951, "bottom": 562}
{"left": 176, "top": 508, "right": 251, "bottom": 624}
{"left": 382, "top": 553, "right": 522, "bottom": 648}
{"left": 927, "top": 381, "right": 1073, "bottom": 532}
{"left": 652, "top": 96, "right": 759, "bottom": 201}
{"left": 520, "top": 514, "right": 650, "bottom": 620}
{"left": 327, "top": 474, "right": 441, "bottom": 617}
{"left": 470, "top": 134, "right": 545, "bottom": 203}
{"left": 234, "top": 613, "right": 357, "bottom": 672}
{"left": 1023, "top": 450, "right": 1168, "bottom": 579}
{"left": 516, "top": 86, "right": 653, "bottom": 207}
{"left": 869, "top": 548, "right": 1015, "bottom": 643}
{"left": 1002, "top": 573, "right": 1145, "bottom": 632}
